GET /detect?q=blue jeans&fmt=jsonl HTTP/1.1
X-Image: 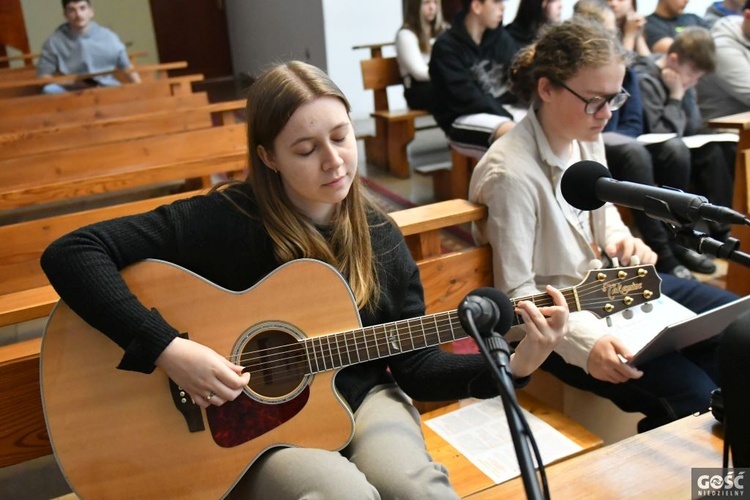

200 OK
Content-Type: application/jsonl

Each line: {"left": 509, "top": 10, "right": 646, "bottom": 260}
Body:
{"left": 541, "top": 273, "right": 738, "bottom": 432}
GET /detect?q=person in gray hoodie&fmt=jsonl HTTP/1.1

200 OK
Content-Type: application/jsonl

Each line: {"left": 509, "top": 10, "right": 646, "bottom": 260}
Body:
{"left": 633, "top": 26, "right": 735, "bottom": 241}
{"left": 698, "top": 0, "right": 750, "bottom": 120}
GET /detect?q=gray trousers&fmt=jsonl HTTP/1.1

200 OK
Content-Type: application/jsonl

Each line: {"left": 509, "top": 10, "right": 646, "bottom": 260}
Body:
{"left": 229, "top": 384, "right": 459, "bottom": 499}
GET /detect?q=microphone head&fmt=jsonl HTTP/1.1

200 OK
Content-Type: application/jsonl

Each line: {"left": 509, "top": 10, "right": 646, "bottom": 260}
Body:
{"left": 466, "top": 287, "right": 515, "bottom": 336}
{"left": 561, "top": 160, "right": 612, "bottom": 211}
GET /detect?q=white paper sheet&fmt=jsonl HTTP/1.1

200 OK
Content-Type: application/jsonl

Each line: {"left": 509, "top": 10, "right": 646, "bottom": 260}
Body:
{"left": 636, "top": 132, "right": 739, "bottom": 148}
{"left": 424, "top": 397, "right": 583, "bottom": 484}
{"left": 599, "top": 294, "right": 696, "bottom": 355}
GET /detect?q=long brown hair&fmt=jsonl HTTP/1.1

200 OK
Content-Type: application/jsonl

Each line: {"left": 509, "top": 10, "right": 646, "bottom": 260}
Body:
{"left": 402, "top": 0, "right": 448, "bottom": 53}
{"left": 227, "top": 61, "right": 380, "bottom": 310}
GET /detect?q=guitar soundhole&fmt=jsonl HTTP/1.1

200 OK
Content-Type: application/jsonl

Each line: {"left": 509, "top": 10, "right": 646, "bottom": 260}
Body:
{"left": 242, "top": 329, "right": 308, "bottom": 402}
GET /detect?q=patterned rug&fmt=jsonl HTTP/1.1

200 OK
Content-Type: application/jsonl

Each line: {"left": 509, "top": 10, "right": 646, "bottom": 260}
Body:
{"left": 362, "top": 177, "right": 473, "bottom": 253}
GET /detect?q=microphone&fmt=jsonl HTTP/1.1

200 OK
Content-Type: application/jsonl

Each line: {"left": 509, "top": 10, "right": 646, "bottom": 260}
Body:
{"left": 561, "top": 160, "right": 747, "bottom": 227}
{"left": 458, "top": 287, "right": 515, "bottom": 338}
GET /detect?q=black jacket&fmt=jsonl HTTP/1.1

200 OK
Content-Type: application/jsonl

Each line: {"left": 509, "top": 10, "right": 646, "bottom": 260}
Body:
{"left": 429, "top": 10, "right": 521, "bottom": 133}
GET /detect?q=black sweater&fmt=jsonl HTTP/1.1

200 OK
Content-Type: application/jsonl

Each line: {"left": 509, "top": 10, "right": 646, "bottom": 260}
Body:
{"left": 429, "top": 10, "right": 520, "bottom": 133}
{"left": 41, "top": 184, "right": 500, "bottom": 412}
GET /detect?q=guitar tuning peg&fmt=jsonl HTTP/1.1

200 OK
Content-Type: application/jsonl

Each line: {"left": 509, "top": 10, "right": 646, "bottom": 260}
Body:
{"left": 640, "top": 303, "right": 653, "bottom": 313}
{"left": 588, "top": 259, "right": 603, "bottom": 270}
{"left": 611, "top": 257, "right": 620, "bottom": 268}
{"left": 630, "top": 255, "right": 641, "bottom": 266}
{"left": 622, "top": 309, "right": 634, "bottom": 320}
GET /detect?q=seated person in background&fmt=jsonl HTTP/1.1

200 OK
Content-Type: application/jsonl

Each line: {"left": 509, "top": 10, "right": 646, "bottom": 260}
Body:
{"left": 430, "top": 0, "right": 520, "bottom": 156}
{"left": 607, "top": 0, "right": 652, "bottom": 55}
{"left": 40, "top": 59, "right": 569, "bottom": 498}
{"left": 396, "top": 0, "right": 449, "bottom": 112}
{"left": 697, "top": 0, "right": 750, "bottom": 120}
{"left": 633, "top": 26, "right": 735, "bottom": 241}
{"left": 506, "top": 0, "right": 564, "bottom": 48}
{"left": 704, "top": 0, "right": 745, "bottom": 27}
{"left": 645, "top": 0, "right": 711, "bottom": 53}
{"left": 577, "top": 0, "right": 712, "bottom": 277}
{"left": 37, "top": 0, "right": 140, "bottom": 94}
{"left": 469, "top": 18, "right": 738, "bottom": 433}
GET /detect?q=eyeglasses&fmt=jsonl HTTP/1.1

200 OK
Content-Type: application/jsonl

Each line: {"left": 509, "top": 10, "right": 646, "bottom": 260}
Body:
{"left": 557, "top": 82, "right": 630, "bottom": 115}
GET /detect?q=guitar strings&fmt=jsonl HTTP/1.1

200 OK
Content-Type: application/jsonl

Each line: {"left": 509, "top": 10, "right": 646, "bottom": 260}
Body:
{"left": 215, "top": 273, "right": 655, "bottom": 385}
{"left": 229, "top": 276, "right": 652, "bottom": 380}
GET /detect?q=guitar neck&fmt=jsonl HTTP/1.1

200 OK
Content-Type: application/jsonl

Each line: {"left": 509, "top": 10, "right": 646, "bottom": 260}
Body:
{"left": 301, "top": 285, "right": 581, "bottom": 375}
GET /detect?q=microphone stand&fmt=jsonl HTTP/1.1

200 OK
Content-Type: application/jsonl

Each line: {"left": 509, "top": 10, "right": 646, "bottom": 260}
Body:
{"left": 672, "top": 228, "right": 750, "bottom": 269}
{"left": 464, "top": 313, "right": 546, "bottom": 500}
{"left": 642, "top": 195, "right": 750, "bottom": 268}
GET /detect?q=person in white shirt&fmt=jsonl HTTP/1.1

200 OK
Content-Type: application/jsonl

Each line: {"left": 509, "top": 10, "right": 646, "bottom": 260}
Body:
{"left": 470, "top": 17, "right": 739, "bottom": 432}
{"left": 395, "top": 0, "right": 448, "bottom": 111}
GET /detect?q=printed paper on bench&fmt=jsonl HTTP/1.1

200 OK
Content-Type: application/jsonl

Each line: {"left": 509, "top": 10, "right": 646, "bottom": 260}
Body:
{"left": 424, "top": 397, "right": 582, "bottom": 484}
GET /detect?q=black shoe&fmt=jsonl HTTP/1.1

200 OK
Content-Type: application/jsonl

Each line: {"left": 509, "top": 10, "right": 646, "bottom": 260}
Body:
{"left": 666, "top": 264, "right": 697, "bottom": 281}
{"left": 674, "top": 247, "right": 717, "bottom": 274}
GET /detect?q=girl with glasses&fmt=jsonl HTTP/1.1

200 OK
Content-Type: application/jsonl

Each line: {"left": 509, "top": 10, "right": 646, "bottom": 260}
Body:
{"left": 469, "top": 18, "right": 738, "bottom": 433}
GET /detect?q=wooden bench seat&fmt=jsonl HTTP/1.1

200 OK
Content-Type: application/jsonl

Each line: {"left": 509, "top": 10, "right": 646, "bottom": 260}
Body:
{"left": 355, "top": 43, "right": 440, "bottom": 179}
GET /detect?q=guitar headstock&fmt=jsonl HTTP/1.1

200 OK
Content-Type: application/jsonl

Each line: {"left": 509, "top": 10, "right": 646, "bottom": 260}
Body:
{"left": 574, "top": 264, "right": 662, "bottom": 319}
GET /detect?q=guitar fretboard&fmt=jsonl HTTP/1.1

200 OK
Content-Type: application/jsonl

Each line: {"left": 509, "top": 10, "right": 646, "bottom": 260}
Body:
{"left": 301, "top": 290, "right": 578, "bottom": 374}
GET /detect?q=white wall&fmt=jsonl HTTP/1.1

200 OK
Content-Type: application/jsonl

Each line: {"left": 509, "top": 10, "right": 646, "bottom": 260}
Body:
{"left": 321, "top": 0, "right": 404, "bottom": 120}
{"left": 224, "top": 0, "right": 327, "bottom": 80}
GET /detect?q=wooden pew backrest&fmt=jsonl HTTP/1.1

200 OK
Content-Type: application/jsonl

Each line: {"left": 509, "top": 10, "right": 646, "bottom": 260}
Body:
{"left": 0, "top": 75, "right": 203, "bottom": 119}
{"left": 0, "top": 99, "right": 245, "bottom": 159}
{"left": 0, "top": 122, "right": 247, "bottom": 211}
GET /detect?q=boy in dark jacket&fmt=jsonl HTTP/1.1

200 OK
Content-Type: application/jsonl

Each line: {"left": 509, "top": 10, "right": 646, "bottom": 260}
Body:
{"left": 429, "top": 0, "right": 520, "bottom": 155}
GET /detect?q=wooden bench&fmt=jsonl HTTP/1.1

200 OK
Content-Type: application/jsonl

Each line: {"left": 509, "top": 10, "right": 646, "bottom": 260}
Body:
{"left": 355, "top": 42, "right": 440, "bottom": 179}
{"left": 0, "top": 75, "right": 205, "bottom": 121}
{"left": 0, "top": 198, "right": 602, "bottom": 500}
{"left": 0, "top": 122, "right": 247, "bottom": 214}
{"left": 0, "top": 98, "right": 245, "bottom": 159}
{"left": 0, "top": 51, "right": 149, "bottom": 81}
{"left": 0, "top": 87, "right": 215, "bottom": 134}
{"left": 0, "top": 61, "right": 190, "bottom": 98}
{"left": 708, "top": 111, "right": 750, "bottom": 296}
{"left": 0, "top": 51, "right": 37, "bottom": 68}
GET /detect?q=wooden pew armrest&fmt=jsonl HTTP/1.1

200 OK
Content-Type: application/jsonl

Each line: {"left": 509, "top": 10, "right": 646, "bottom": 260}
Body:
{"left": 0, "top": 286, "right": 59, "bottom": 328}
{"left": 371, "top": 109, "right": 430, "bottom": 121}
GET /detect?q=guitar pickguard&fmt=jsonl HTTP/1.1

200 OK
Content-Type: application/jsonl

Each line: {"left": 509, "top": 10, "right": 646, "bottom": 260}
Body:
{"left": 206, "top": 387, "right": 309, "bottom": 448}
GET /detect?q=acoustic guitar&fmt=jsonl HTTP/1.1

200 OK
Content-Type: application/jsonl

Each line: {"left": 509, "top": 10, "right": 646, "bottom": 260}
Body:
{"left": 40, "top": 258, "right": 661, "bottom": 498}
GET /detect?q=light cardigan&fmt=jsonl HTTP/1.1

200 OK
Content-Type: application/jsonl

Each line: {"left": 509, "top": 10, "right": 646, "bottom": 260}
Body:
{"left": 395, "top": 28, "right": 431, "bottom": 83}
{"left": 469, "top": 108, "right": 632, "bottom": 371}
